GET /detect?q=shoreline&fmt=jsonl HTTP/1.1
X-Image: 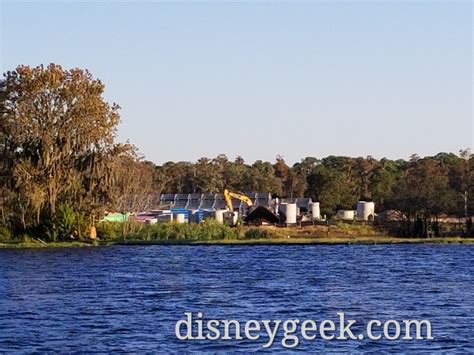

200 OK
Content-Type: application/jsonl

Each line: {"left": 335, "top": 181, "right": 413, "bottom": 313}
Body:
{"left": 1, "top": 236, "right": 473, "bottom": 249}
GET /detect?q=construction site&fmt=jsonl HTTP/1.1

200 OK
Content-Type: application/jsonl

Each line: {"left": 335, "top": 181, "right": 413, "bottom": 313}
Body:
{"left": 103, "top": 190, "right": 376, "bottom": 227}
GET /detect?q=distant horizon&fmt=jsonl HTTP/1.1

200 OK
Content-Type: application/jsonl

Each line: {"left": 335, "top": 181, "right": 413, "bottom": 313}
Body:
{"left": 2, "top": 1, "right": 472, "bottom": 164}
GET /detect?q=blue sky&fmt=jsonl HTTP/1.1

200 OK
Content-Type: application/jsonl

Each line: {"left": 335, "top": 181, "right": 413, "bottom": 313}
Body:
{"left": 1, "top": 1, "right": 472, "bottom": 164}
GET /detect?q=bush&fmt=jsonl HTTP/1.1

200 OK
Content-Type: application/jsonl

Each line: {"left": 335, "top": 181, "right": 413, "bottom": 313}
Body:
{"left": 17, "top": 234, "right": 35, "bottom": 244}
{"left": 244, "top": 228, "right": 283, "bottom": 239}
{"left": 138, "top": 220, "right": 239, "bottom": 241}
{"left": 142, "top": 222, "right": 186, "bottom": 240}
{"left": 245, "top": 228, "right": 269, "bottom": 239}
{"left": 96, "top": 221, "right": 123, "bottom": 240}
{"left": 57, "top": 204, "right": 76, "bottom": 240}
{"left": 0, "top": 225, "right": 12, "bottom": 243}
{"left": 195, "top": 219, "right": 239, "bottom": 240}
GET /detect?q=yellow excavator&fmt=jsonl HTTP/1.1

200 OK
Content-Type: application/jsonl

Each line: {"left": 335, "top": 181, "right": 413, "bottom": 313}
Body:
{"left": 223, "top": 189, "right": 280, "bottom": 226}
{"left": 223, "top": 189, "right": 253, "bottom": 226}
{"left": 224, "top": 189, "right": 253, "bottom": 211}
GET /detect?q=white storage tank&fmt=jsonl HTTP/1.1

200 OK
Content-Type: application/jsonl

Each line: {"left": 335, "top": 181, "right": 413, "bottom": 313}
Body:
{"left": 309, "top": 202, "right": 320, "bottom": 220}
{"left": 214, "top": 210, "right": 226, "bottom": 224}
{"left": 366, "top": 202, "right": 375, "bottom": 220}
{"left": 146, "top": 218, "right": 158, "bottom": 225}
{"left": 175, "top": 213, "right": 186, "bottom": 224}
{"left": 356, "top": 201, "right": 375, "bottom": 221}
{"left": 337, "top": 210, "right": 355, "bottom": 220}
{"left": 280, "top": 203, "right": 297, "bottom": 224}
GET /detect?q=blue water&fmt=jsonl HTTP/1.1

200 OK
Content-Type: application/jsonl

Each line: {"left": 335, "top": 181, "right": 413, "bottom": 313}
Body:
{"left": 0, "top": 245, "right": 473, "bottom": 352}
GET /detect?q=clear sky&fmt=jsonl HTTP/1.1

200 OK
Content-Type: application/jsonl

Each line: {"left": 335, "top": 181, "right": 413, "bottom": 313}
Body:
{"left": 1, "top": 1, "right": 472, "bottom": 165}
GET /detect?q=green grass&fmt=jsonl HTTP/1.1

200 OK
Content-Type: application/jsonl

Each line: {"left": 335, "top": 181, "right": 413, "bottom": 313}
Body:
{"left": 0, "top": 241, "right": 96, "bottom": 249}
{"left": 0, "top": 220, "right": 472, "bottom": 248}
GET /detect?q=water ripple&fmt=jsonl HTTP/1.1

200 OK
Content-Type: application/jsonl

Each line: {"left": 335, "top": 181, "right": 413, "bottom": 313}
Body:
{"left": 0, "top": 245, "right": 473, "bottom": 352}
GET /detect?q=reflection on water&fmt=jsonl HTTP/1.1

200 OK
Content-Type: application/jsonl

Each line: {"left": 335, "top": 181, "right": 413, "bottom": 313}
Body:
{"left": 0, "top": 245, "right": 473, "bottom": 352}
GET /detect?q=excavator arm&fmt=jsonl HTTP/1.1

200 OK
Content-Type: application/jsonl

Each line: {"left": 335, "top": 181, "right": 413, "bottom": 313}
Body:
{"left": 223, "top": 189, "right": 253, "bottom": 211}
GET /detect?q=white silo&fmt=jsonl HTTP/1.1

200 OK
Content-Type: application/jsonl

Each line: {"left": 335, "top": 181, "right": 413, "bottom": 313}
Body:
{"left": 356, "top": 201, "right": 375, "bottom": 221}
{"left": 146, "top": 218, "right": 158, "bottom": 225}
{"left": 176, "top": 213, "right": 186, "bottom": 224}
{"left": 337, "top": 210, "right": 354, "bottom": 220}
{"left": 214, "top": 210, "right": 226, "bottom": 224}
{"left": 309, "top": 202, "right": 321, "bottom": 220}
{"left": 365, "top": 202, "right": 375, "bottom": 221}
{"left": 285, "top": 203, "right": 297, "bottom": 224}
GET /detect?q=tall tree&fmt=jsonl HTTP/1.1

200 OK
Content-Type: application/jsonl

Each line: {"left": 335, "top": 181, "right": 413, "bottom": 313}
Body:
{"left": 0, "top": 64, "right": 120, "bottom": 232}
{"left": 393, "top": 157, "right": 455, "bottom": 236}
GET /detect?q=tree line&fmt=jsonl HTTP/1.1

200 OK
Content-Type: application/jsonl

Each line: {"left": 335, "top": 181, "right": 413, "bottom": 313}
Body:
{"left": 155, "top": 151, "right": 473, "bottom": 220}
{"left": 0, "top": 64, "right": 472, "bottom": 240}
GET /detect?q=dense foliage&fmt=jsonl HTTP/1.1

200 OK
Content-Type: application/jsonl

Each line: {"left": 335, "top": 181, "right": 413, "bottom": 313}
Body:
{"left": 96, "top": 220, "right": 281, "bottom": 242}
{"left": 0, "top": 64, "right": 157, "bottom": 240}
{"left": 155, "top": 152, "right": 473, "bottom": 220}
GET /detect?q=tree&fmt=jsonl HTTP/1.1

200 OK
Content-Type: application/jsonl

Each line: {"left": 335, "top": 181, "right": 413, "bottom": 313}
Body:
{"left": 243, "top": 160, "right": 282, "bottom": 195}
{"left": 273, "top": 155, "right": 293, "bottom": 197}
{"left": 370, "top": 158, "right": 405, "bottom": 209}
{"left": 0, "top": 64, "right": 120, "bottom": 235}
{"left": 458, "top": 149, "right": 471, "bottom": 218}
{"left": 307, "top": 163, "right": 356, "bottom": 214}
{"left": 291, "top": 157, "right": 318, "bottom": 198}
{"left": 224, "top": 156, "right": 249, "bottom": 191}
{"left": 393, "top": 157, "right": 455, "bottom": 237}
{"left": 352, "top": 156, "right": 378, "bottom": 200}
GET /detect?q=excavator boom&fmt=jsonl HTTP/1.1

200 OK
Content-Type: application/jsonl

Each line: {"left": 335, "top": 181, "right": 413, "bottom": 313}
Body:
{"left": 223, "top": 189, "right": 253, "bottom": 211}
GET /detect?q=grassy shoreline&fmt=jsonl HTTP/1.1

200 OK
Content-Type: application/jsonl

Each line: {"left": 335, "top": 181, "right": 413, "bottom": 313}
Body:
{"left": 1, "top": 221, "right": 472, "bottom": 249}
{"left": 1, "top": 235, "right": 473, "bottom": 249}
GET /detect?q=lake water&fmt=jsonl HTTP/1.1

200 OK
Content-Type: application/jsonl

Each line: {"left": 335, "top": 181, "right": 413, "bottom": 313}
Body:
{"left": 0, "top": 245, "right": 473, "bottom": 352}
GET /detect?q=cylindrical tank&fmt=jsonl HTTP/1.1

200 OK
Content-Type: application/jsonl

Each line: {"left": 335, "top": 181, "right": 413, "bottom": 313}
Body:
{"left": 214, "top": 210, "right": 226, "bottom": 224}
{"left": 356, "top": 201, "right": 375, "bottom": 221}
{"left": 337, "top": 210, "right": 354, "bottom": 220}
{"left": 282, "top": 203, "right": 297, "bottom": 224}
{"left": 309, "top": 202, "right": 320, "bottom": 220}
{"left": 365, "top": 202, "right": 375, "bottom": 221}
{"left": 175, "top": 213, "right": 186, "bottom": 224}
{"left": 146, "top": 218, "right": 158, "bottom": 225}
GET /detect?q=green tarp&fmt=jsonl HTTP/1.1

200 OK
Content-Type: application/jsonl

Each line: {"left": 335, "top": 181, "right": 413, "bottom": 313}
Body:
{"left": 102, "top": 212, "right": 129, "bottom": 223}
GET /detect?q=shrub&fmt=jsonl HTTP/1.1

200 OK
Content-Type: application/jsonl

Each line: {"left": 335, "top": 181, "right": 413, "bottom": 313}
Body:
{"left": 57, "top": 204, "right": 76, "bottom": 240}
{"left": 245, "top": 228, "right": 269, "bottom": 239}
{"left": 195, "top": 219, "right": 238, "bottom": 240}
{"left": 96, "top": 221, "right": 123, "bottom": 240}
{"left": 244, "top": 228, "right": 284, "bottom": 239}
{"left": 0, "top": 225, "right": 12, "bottom": 243}
{"left": 17, "top": 234, "right": 34, "bottom": 244}
{"left": 141, "top": 220, "right": 239, "bottom": 241}
{"left": 144, "top": 222, "right": 187, "bottom": 240}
